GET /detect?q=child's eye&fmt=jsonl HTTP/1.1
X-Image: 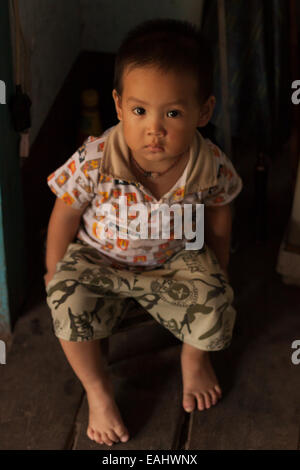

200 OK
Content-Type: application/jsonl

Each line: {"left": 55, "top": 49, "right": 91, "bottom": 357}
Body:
{"left": 167, "top": 110, "right": 181, "bottom": 118}
{"left": 133, "top": 107, "right": 146, "bottom": 116}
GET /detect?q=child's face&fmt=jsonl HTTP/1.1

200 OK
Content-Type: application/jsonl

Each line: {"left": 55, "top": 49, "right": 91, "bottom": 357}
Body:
{"left": 112, "top": 65, "right": 215, "bottom": 165}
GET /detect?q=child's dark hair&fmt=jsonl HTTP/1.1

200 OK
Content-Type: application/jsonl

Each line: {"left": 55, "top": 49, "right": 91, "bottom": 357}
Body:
{"left": 114, "top": 18, "right": 213, "bottom": 104}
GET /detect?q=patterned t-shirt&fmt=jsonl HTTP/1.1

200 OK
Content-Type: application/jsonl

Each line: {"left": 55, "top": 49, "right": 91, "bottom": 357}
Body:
{"left": 47, "top": 123, "right": 242, "bottom": 270}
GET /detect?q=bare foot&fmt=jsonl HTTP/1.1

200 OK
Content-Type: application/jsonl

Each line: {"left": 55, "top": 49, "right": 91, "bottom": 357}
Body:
{"left": 86, "top": 378, "right": 130, "bottom": 446}
{"left": 180, "top": 343, "right": 222, "bottom": 412}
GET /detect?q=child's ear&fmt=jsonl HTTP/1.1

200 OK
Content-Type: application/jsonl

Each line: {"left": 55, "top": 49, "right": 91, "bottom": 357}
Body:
{"left": 197, "top": 95, "right": 216, "bottom": 127}
{"left": 112, "top": 89, "right": 123, "bottom": 121}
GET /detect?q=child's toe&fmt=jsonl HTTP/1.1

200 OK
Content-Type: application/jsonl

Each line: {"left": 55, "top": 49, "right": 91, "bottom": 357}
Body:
{"left": 115, "top": 424, "right": 130, "bottom": 442}
{"left": 93, "top": 431, "right": 103, "bottom": 444}
{"left": 103, "top": 432, "right": 114, "bottom": 446}
{"left": 214, "top": 385, "right": 222, "bottom": 397}
{"left": 120, "top": 433, "right": 130, "bottom": 443}
{"left": 203, "top": 391, "right": 212, "bottom": 408}
{"left": 209, "top": 388, "right": 219, "bottom": 405}
{"left": 183, "top": 392, "right": 196, "bottom": 412}
{"left": 87, "top": 426, "right": 95, "bottom": 441}
{"left": 107, "top": 429, "right": 120, "bottom": 443}
{"left": 196, "top": 394, "right": 206, "bottom": 411}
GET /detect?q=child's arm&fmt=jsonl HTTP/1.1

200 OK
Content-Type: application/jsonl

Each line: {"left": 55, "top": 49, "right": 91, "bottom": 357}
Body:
{"left": 204, "top": 203, "right": 232, "bottom": 276}
{"left": 44, "top": 198, "right": 89, "bottom": 286}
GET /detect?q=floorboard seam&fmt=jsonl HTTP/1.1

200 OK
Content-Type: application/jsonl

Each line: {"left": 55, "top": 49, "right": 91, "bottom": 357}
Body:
{"left": 184, "top": 411, "right": 194, "bottom": 450}
{"left": 63, "top": 390, "right": 85, "bottom": 450}
{"left": 172, "top": 410, "right": 192, "bottom": 450}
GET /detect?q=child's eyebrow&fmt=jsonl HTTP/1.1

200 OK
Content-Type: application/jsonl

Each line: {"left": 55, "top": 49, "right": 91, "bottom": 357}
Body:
{"left": 127, "top": 97, "right": 187, "bottom": 107}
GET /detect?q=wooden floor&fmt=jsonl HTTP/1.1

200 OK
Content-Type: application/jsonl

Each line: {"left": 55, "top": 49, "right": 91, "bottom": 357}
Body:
{"left": 1, "top": 143, "right": 300, "bottom": 450}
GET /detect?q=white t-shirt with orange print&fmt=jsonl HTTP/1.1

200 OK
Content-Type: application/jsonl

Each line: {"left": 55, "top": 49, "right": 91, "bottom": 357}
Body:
{"left": 47, "top": 123, "right": 242, "bottom": 270}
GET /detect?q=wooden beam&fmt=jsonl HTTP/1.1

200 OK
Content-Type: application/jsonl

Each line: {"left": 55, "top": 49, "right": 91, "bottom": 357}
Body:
{"left": 217, "top": 0, "right": 232, "bottom": 158}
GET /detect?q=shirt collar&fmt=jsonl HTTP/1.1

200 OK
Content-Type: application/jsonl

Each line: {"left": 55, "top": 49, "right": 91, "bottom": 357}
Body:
{"left": 100, "top": 121, "right": 218, "bottom": 192}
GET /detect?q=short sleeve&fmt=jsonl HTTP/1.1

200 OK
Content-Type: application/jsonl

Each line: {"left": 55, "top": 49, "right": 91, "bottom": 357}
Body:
{"left": 202, "top": 143, "right": 243, "bottom": 206}
{"left": 46, "top": 138, "right": 103, "bottom": 210}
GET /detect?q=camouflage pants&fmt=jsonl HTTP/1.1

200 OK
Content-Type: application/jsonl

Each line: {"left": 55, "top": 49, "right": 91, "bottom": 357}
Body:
{"left": 45, "top": 239, "right": 237, "bottom": 351}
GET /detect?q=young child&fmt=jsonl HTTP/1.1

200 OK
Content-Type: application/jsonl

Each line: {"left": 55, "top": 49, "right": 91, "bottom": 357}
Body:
{"left": 44, "top": 19, "right": 242, "bottom": 447}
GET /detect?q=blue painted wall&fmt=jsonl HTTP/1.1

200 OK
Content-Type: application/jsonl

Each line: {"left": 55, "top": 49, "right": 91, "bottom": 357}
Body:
{"left": 0, "top": 0, "right": 26, "bottom": 338}
{"left": 0, "top": 190, "right": 10, "bottom": 339}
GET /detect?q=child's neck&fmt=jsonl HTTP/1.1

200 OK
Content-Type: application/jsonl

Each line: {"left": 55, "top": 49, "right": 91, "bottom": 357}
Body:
{"left": 131, "top": 151, "right": 190, "bottom": 201}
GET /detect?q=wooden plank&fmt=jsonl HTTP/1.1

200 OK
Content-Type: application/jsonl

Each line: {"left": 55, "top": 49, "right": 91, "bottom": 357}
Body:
{"left": 217, "top": 0, "right": 232, "bottom": 158}
{"left": 74, "top": 345, "right": 185, "bottom": 450}
{"left": 0, "top": 299, "right": 83, "bottom": 450}
{"left": 188, "top": 277, "right": 300, "bottom": 450}
{"left": 287, "top": 157, "right": 300, "bottom": 248}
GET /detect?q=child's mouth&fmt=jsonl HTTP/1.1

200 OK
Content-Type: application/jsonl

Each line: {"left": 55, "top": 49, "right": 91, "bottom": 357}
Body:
{"left": 146, "top": 145, "right": 164, "bottom": 152}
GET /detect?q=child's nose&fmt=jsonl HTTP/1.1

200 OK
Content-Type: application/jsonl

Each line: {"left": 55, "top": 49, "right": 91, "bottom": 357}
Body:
{"left": 147, "top": 117, "right": 166, "bottom": 136}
